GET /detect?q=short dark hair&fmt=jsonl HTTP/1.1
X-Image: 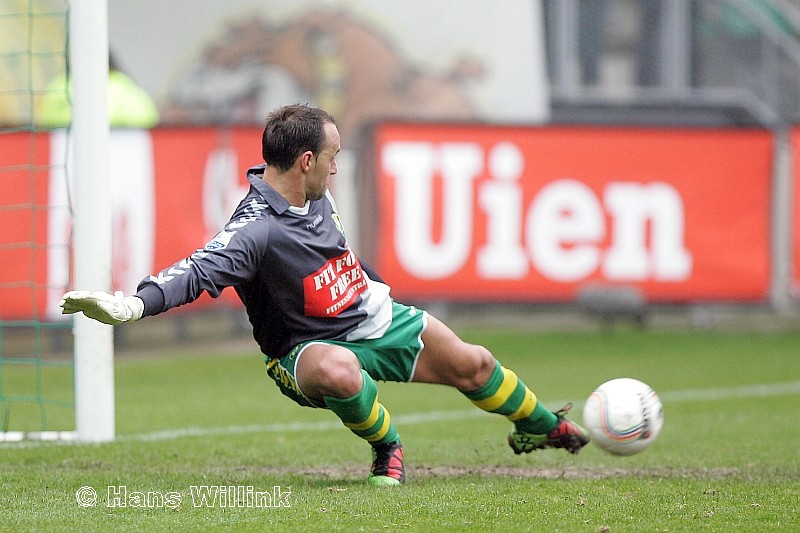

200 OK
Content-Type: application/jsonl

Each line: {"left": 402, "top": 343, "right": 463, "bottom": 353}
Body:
{"left": 261, "top": 104, "right": 335, "bottom": 172}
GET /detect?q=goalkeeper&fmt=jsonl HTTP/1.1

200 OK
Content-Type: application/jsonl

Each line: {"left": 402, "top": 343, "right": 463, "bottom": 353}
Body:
{"left": 61, "top": 104, "right": 588, "bottom": 486}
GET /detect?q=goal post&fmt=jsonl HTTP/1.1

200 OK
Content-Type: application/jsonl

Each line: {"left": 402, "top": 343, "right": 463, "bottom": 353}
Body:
{"left": 70, "top": 0, "right": 115, "bottom": 443}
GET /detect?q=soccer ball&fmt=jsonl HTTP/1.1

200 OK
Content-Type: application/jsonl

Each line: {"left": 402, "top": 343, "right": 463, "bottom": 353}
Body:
{"left": 582, "top": 378, "right": 664, "bottom": 456}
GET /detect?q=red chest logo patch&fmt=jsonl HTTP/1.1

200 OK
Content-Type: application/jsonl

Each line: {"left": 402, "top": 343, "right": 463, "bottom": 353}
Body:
{"left": 303, "top": 250, "right": 368, "bottom": 317}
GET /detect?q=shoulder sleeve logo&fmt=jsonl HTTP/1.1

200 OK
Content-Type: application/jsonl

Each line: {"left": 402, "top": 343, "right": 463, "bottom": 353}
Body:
{"left": 205, "top": 229, "right": 236, "bottom": 250}
{"left": 331, "top": 213, "right": 345, "bottom": 237}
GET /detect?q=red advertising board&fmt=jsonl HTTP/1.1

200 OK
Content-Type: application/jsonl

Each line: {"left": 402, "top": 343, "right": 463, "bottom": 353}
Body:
{"left": 0, "top": 132, "right": 52, "bottom": 320}
{"left": 374, "top": 123, "right": 773, "bottom": 302}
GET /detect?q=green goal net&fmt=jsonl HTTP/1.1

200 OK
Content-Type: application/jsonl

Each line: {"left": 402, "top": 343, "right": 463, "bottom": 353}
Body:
{"left": 0, "top": 0, "right": 76, "bottom": 441}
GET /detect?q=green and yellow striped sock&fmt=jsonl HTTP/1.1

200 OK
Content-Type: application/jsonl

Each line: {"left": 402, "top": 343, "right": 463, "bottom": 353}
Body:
{"left": 324, "top": 369, "right": 399, "bottom": 446}
{"left": 463, "top": 360, "right": 557, "bottom": 434}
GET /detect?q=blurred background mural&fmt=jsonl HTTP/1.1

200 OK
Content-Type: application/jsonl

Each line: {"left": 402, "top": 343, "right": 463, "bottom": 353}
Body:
{"left": 7, "top": 0, "right": 800, "bottom": 131}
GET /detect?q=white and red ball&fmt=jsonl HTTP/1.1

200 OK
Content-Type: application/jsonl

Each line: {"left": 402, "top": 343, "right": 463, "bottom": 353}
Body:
{"left": 583, "top": 378, "right": 664, "bottom": 456}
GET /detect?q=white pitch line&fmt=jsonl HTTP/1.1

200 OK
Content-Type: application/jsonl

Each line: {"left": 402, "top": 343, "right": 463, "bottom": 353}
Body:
{"left": 659, "top": 381, "right": 800, "bottom": 402}
{"left": 118, "top": 409, "right": 493, "bottom": 443}
{"left": 117, "top": 380, "right": 800, "bottom": 444}
{"left": 2, "top": 381, "right": 798, "bottom": 447}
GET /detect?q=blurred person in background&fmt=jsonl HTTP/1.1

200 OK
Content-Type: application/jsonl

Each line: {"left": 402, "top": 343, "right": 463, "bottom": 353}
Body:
{"left": 38, "top": 53, "right": 159, "bottom": 128}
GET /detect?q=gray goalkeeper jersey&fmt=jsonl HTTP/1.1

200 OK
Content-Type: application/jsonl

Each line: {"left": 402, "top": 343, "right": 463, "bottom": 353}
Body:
{"left": 135, "top": 164, "right": 392, "bottom": 358}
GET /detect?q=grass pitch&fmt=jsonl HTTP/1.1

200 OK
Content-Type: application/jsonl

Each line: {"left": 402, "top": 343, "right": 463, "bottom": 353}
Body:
{"left": 2, "top": 325, "right": 799, "bottom": 532}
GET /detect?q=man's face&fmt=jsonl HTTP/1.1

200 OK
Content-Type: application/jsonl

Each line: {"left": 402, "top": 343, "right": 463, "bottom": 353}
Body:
{"left": 305, "top": 122, "right": 340, "bottom": 201}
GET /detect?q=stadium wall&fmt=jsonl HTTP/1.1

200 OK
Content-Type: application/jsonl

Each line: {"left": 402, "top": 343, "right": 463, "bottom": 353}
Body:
{"left": 1, "top": 124, "right": 796, "bottom": 321}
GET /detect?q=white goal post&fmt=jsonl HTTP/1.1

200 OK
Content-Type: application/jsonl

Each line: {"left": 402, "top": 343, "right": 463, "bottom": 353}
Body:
{"left": 71, "top": 0, "right": 115, "bottom": 443}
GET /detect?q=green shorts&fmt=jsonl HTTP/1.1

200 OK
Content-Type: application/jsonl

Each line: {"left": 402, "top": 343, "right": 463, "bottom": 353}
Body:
{"left": 265, "top": 301, "right": 428, "bottom": 408}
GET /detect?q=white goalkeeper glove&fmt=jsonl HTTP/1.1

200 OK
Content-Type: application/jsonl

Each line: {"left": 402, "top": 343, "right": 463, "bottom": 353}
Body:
{"left": 59, "top": 290, "right": 144, "bottom": 325}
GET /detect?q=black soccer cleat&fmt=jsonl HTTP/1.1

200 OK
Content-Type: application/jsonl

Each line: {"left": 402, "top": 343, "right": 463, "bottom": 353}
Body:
{"left": 368, "top": 440, "right": 405, "bottom": 486}
{"left": 508, "top": 404, "right": 590, "bottom": 455}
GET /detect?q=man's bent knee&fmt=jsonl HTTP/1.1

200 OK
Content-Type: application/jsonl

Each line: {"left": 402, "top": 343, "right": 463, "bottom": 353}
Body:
{"left": 297, "top": 344, "right": 363, "bottom": 400}
{"left": 455, "top": 345, "right": 496, "bottom": 391}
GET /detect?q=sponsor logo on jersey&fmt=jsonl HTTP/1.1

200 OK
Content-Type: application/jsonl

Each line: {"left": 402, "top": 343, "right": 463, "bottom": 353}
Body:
{"left": 306, "top": 214, "right": 323, "bottom": 230}
{"left": 302, "top": 249, "right": 367, "bottom": 317}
